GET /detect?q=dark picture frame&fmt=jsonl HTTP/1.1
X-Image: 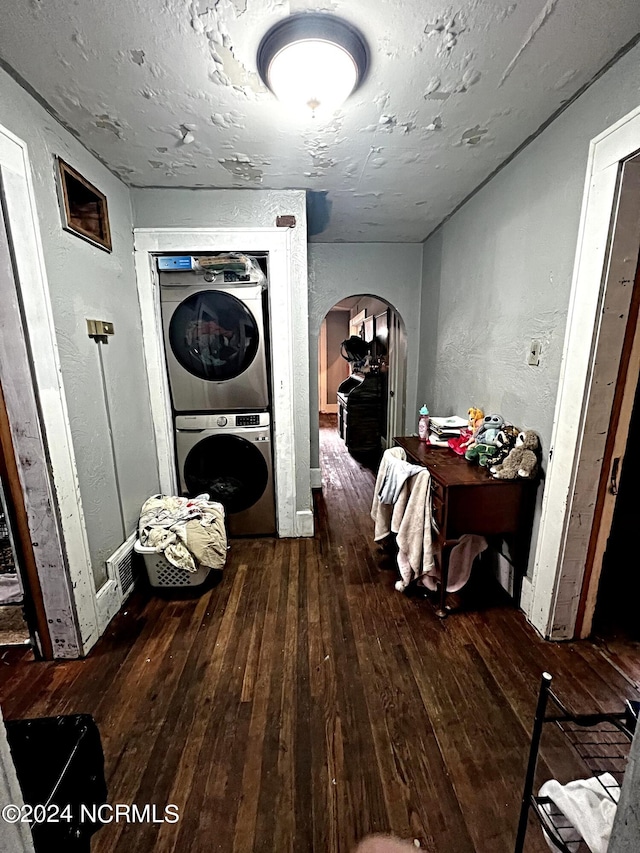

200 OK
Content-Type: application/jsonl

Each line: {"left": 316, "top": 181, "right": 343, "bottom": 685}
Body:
{"left": 374, "top": 309, "right": 389, "bottom": 359}
{"left": 56, "top": 158, "right": 112, "bottom": 252}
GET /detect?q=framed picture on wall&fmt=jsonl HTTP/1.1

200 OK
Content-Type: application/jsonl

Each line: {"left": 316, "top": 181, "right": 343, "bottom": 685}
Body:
{"left": 56, "top": 158, "right": 112, "bottom": 252}
{"left": 374, "top": 309, "right": 389, "bottom": 359}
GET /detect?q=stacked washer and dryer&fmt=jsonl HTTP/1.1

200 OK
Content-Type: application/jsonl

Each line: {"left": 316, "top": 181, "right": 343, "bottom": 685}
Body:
{"left": 159, "top": 256, "right": 276, "bottom": 535}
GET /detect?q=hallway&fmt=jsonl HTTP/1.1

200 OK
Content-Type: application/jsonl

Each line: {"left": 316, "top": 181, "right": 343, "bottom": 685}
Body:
{"left": 0, "top": 418, "right": 638, "bottom": 853}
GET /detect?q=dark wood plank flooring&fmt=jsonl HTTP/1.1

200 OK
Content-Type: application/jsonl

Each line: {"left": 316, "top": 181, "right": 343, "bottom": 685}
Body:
{"left": 0, "top": 415, "right": 638, "bottom": 852}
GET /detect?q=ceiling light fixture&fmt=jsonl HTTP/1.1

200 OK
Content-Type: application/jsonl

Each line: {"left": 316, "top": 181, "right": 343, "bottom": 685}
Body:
{"left": 257, "top": 13, "right": 368, "bottom": 116}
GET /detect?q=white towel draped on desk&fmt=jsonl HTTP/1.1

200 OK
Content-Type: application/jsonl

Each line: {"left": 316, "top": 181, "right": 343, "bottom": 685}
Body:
{"left": 420, "top": 534, "right": 488, "bottom": 593}
{"left": 377, "top": 455, "right": 424, "bottom": 505}
{"left": 371, "top": 447, "right": 407, "bottom": 541}
{"left": 371, "top": 448, "right": 488, "bottom": 593}
{"left": 371, "top": 448, "right": 435, "bottom": 589}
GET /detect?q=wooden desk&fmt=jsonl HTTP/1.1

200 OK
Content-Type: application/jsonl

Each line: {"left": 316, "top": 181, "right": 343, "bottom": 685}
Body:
{"left": 394, "top": 436, "right": 535, "bottom": 616}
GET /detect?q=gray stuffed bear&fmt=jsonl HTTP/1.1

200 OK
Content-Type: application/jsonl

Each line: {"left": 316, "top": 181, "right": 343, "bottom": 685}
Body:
{"left": 474, "top": 413, "right": 505, "bottom": 446}
{"left": 491, "top": 430, "right": 540, "bottom": 479}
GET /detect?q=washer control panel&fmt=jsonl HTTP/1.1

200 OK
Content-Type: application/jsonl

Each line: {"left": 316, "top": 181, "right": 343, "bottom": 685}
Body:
{"left": 236, "top": 414, "right": 260, "bottom": 427}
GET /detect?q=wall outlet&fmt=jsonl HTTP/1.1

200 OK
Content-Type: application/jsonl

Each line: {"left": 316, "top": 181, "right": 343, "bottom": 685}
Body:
{"left": 527, "top": 339, "right": 541, "bottom": 366}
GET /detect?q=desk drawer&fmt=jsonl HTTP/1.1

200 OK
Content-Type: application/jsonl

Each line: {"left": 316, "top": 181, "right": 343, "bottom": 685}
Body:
{"left": 431, "top": 492, "right": 444, "bottom": 531}
{"left": 431, "top": 478, "right": 444, "bottom": 503}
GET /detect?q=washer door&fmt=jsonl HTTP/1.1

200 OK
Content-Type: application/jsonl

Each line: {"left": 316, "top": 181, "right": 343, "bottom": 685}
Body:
{"left": 169, "top": 290, "right": 260, "bottom": 382}
{"left": 183, "top": 434, "right": 268, "bottom": 513}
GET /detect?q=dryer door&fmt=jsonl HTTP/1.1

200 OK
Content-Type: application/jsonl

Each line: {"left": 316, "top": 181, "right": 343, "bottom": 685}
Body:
{"left": 169, "top": 290, "right": 259, "bottom": 382}
{"left": 182, "top": 434, "right": 269, "bottom": 514}
{"left": 162, "top": 285, "right": 270, "bottom": 412}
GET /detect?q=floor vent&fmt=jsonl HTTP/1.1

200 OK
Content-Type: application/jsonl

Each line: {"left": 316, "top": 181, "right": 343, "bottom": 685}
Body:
{"left": 105, "top": 533, "right": 137, "bottom": 599}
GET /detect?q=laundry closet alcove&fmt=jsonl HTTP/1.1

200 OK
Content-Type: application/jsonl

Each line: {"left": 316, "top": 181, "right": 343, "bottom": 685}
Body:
{"left": 133, "top": 225, "right": 313, "bottom": 540}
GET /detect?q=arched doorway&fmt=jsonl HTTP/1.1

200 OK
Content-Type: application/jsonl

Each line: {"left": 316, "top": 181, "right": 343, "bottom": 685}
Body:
{"left": 317, "top": 295, "right": 407, "bottom": 472}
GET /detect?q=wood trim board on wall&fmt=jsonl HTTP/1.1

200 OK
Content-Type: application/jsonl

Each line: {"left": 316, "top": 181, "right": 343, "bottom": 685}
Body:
{"left": 575, "top": 244, "right": 640, "bottom": 637}
{"left": 0, "top": 124, "right": 98, "bottom": 657}
{"left": 528, "top": 106, "right": 640, "bottom": 640}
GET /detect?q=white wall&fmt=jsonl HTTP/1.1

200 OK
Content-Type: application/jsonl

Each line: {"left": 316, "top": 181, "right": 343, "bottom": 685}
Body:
{"left": 417, "top": 41, "right": 640, "bottom": 578}
{"left": 0, "top": 66, "right": 159, "bottom": 589}
{"left": 308, "top": 243, "right": 423, "bottom": 470}
{"left": 131, "top": 188, "right": 311, "bottom": 517}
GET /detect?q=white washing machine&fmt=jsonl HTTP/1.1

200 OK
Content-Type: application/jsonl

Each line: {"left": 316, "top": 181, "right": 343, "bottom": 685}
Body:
{"left": 160, "top": 270, "right": 270, "bottom": 413}
{"left": 175, "top": 412, "right": 276, "bottom": 536}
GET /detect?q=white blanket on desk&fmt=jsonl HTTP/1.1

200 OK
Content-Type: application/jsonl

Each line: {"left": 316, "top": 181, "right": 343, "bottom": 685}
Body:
{"left": 371, "top": 448, "right": 435, "bottom": 588}
{"left": 378, "top": 456, "right": 424, "bottom": 505}
{"left": 371, "top": 447, "right": 408, "bottom": 541}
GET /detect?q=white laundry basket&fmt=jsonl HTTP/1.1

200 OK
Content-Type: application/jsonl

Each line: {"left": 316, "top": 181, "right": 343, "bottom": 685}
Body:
{"left": 134, "top": 541, "right": 212, "bottom": 588}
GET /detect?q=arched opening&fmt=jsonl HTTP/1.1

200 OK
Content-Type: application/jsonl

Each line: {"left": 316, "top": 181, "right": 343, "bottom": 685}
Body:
{"left": 317, "top": 295, "right": 407, "bottom": 476}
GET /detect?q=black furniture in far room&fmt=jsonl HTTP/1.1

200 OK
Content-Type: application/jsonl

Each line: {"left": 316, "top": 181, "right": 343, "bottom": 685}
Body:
{"left": 337, "top": 371, "right": 387, "bottom": 457}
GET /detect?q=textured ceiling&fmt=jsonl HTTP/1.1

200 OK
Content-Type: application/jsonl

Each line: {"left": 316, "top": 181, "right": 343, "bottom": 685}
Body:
{"left": 1, "top": 0, "right": 640, "bottom": 242}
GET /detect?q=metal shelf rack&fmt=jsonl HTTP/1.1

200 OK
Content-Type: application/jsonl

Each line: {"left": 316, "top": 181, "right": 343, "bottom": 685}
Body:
{"left": 514, "top": 672, "right": 638, "bottom": 853}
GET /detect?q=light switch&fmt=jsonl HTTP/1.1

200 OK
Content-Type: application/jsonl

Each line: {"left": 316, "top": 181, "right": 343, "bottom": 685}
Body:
{"left": 527, "top": 339, "right": 541, "bottom": 366}
{"left": 87, "top": 319, "right": 115, "bottom": 337}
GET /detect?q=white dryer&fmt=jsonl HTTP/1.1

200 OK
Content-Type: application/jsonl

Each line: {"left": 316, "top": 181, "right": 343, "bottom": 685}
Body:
{"left": 160, "top": 270, "right": 270, "bottom": 413}
{"left": 175, "top": 412, "right": 276, "bottom": 536}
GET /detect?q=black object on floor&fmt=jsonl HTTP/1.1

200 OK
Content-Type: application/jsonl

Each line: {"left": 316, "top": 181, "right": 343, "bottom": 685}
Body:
{"left": 5, "top": 714, "right": 108, "bottom": 852}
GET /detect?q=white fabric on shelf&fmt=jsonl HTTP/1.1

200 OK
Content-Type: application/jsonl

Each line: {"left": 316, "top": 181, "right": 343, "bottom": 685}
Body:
{"left": 538, "top": 772, "right": 620, "bottom": 853}
{"left": 0, "top": 575, "right": 22, "bottom": 605}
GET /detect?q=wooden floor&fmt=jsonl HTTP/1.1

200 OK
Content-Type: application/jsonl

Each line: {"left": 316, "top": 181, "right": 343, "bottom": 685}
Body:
{"left": 1, "top": 415, "right": 638, "bottom": 853}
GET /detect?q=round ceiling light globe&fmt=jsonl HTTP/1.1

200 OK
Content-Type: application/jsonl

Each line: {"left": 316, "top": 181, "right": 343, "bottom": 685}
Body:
{"left": 267, "top": 39, "right": 359, "bottom": 113}
{"left": 257, "top": 14, "right": 368, "bottom": 116}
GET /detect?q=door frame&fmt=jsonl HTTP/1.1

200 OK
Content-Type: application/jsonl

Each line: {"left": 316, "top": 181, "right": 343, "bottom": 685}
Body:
{"left": 386, "top": 307, "right": 407, "bottom": 447}
{"left": 0, "top": 384, "right": 49, "bottom": 655}
{"left": 133, "top": 227, "right": 313, "bottom": 538}
{"left": 0, "top": 124, "right": 99, "bottom": 657}
{"left": 575, "top": 248, "right": 640, "bottom": 637}
{"left": 528, "top": 106, "right": 640, "bottom": 639}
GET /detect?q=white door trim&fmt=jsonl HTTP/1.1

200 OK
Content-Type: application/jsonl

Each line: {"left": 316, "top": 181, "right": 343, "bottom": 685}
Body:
{"left": 528, "top": 105, "right": 640, "bottom": 639}
{"left": 0, "top": 124, "right": 99, "bottom": 656}
{"left": 133, "top": 227, "right": 309, "bottom": 538}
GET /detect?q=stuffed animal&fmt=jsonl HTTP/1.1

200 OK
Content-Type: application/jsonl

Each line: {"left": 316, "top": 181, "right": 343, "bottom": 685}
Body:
{"left": 465, "top": 442, "right": 500, "bottom": 467}
{"left": 491, "top": 430, "right": 540, "bottom": 479}
{"left": 488, "top": 425, "right": 520, "bottom": 472}
{"left": 474, "top": 414, "right": 505, "bottom": 447}
{"left": 468, "top": 407, "right": 484, "bottom": 435}
{"left": 448, "top": 406, "right": 485, "bottom": 455}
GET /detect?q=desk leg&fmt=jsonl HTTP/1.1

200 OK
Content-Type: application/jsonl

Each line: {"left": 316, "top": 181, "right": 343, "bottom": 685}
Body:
{"left": 436, "top": 545, "right": 451, "bottom": 618}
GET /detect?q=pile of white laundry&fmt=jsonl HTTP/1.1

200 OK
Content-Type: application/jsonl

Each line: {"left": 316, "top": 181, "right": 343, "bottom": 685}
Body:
{"left": 138, "top": 494, "right": 227, "bottom": 573}
{"left": 539, "top": 773, "right": 620, "bottom": 853}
